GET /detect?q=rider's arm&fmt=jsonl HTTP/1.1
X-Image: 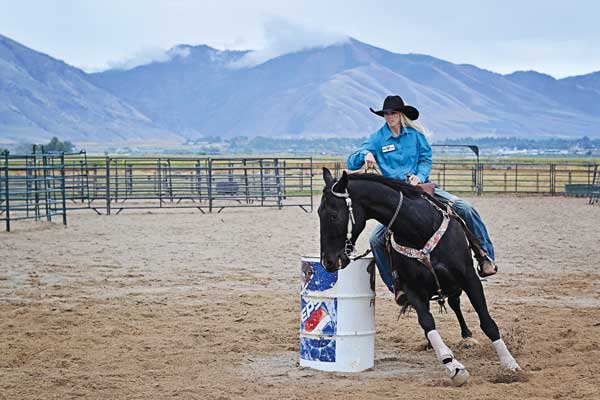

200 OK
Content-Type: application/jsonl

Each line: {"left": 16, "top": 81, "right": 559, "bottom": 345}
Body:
{"left": 347, "top": 134, "right": 378, "bottom": 170}
{"left": 415, "top": 133, "right": 432, "bottom": 183}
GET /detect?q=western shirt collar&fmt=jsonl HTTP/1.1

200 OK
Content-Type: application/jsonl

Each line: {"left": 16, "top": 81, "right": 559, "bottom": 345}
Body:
{"left": 384, "top": 123, "right": 410, "bottom": 139}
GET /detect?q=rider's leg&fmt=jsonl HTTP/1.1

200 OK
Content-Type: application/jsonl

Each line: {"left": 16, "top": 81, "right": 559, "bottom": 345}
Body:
{"left": 434, "top": 189, "right": 497, "bottom": 276}
{"left": 369, "top": 223, "right": 395, "bottom": 293}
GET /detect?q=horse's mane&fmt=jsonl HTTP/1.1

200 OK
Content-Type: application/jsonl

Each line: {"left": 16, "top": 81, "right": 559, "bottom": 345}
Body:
{"left": 347, "top": 173, "right": 424, "bottom": 198}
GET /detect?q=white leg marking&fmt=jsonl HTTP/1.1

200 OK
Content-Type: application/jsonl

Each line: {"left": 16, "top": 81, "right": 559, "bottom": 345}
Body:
{"left": 427, "top": 330, "right": 453, "bottom": 362}
{"left": 492, "top": 338, "right": 521, "bottom": 371}
{"left": 427, "top": 330, "right": 470, "bottom": 385}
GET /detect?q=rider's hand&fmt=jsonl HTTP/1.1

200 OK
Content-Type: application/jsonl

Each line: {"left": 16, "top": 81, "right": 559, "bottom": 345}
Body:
{"left": 364, "top": 152, "right": 376, "bottom": 169}
{"left": 408, "top": 174, "right": 422, "bottom": 186}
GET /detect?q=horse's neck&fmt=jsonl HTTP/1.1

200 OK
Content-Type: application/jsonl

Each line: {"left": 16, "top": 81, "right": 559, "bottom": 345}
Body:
{"left": 352, "top": 181, "right": 438, "bottom": 247}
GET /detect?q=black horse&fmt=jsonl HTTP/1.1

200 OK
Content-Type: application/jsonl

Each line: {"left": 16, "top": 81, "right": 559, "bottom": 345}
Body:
{"left": 318, "top": 168, "right": 520, "bottom": 385}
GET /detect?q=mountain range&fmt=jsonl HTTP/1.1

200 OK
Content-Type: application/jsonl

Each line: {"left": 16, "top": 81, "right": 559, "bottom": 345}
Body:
{"left": 1, "top": 33, "right": 600, "bottom": 148}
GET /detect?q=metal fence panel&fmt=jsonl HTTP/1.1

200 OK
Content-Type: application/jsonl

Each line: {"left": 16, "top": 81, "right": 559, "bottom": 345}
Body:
{"left": 3, "top": 152, "right": 598, "bottom": 231}
{"left": 0, "top": 152, "right": 67, "bottom": 231}
{"left": 313, "top": 159, "right": 599, "bottom": 196}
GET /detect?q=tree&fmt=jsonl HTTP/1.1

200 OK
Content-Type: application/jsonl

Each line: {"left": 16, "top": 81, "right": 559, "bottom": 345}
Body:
{"left": 44, "top": 137, "right": 75, "bottom": 153}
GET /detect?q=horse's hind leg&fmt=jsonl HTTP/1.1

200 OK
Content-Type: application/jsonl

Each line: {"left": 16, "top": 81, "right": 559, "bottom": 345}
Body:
{"left": 447, "top": 291, "right": 473, "bottom": 339}
{"left": 461, "top": 274, "right": 521, "bottom": 370}
{"left": 404, "top": 287, "right": 470, "bottom": 386}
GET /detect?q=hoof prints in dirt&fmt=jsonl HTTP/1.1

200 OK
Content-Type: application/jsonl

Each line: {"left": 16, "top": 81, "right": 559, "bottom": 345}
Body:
{"left": 239, "top": 351, "right": 433, "bottom": 382}
{"left": 489, "top": 370, "right": 529, "bottom": 384}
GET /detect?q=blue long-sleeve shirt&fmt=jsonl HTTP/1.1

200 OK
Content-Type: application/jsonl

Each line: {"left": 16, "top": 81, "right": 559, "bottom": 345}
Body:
{"left": 347, "top": 124, "right": 432, "bottom": 183}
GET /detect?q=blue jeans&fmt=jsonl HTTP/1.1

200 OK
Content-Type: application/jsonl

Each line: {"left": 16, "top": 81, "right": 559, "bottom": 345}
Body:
{"left": 370, "top": 189, "right": 495, "bottom": 293}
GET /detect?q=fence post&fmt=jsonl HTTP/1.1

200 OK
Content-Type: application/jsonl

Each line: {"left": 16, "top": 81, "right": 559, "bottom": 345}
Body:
{"left": 259, "top": 159, "right": 264, "bottom": 207}
{"left": 310, "top": 157, "right": 314, "bottom": 212}
{"left": 42, "top": 152, "right": 51, "bottom": 221}
{"left": 300, "top": 162, "right": 305, "bottom": 193}
{"left": 275, "top": 159, "right": 283, "bottom": 209}
{"left": 80, "top": 159, "right": 86, "bottom": 201}
{"left": 243, "top": 159, "right": 249, "bottom": 204}
{"left": 478, "top": 162, "right": 483, "bottom": 195}
{"left": 591, "top": 164, "right": 599, "bottom": 205}
{"left": 32, "top": 155, "right": 40, "bottom": 220}
{"left": 282, "top": 160, "right": 287, "bottom": 200}
{"left": 550, "top": 164, "right": 555, "bottom": 196}
{"left": 475, "top": 163, "right": 480, "bottom": 195}
{"left": 167, "top": 158, "right": 174, "bottom": 202}
{"left": 60, "top": 154, "right": 67, "bottom": 226}
{"left": 114, "top": 159, "right": 119, "bottom": 203}
{"left": 126, "top": 164, "right": 133, "bottom": 196}
{"left": 195, "top": 161, "right": 202, "bottom": 197}
{"left": 515, "top": 164, "right": 518, "bottom": 192}
{"left": 157, "top": 158, "right": 162, "bottom": 206}
{"left": 105, "top": 156, "right": 111, "bottom": 215}
{"left": 442, "top": 163, "right": 446, "bottom": 190}
{"left": 2, "top": 151, "right": 9, "bottom": 232}
{"left": 208, "top": 158, "right": 213, "bottom": 213}
{"left": 25, "top": 157, "right": 32, "bottom": 218}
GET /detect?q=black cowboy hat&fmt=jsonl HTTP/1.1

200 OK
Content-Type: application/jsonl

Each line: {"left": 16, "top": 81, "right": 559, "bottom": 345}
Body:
{"left": 369, "top": 95, "right": 419, "bottom": 120}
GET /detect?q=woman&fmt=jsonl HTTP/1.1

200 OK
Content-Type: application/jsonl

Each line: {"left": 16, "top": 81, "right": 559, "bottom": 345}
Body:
{"left": 347, "top": 95, "right": 497, "bottom": 296}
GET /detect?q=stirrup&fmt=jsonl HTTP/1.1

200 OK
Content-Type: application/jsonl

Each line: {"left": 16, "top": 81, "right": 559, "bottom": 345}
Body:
{"left": 477, "top": 254, "right": 497, "bottom": 278}
{"left": 395, "top": 291, "right": 408, "bottom": 307}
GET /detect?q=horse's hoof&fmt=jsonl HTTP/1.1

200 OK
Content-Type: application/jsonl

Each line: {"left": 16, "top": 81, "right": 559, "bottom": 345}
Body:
{"left": 450, "top": 368, "right": 470, "bottom": 386}
{"left": 459, "top": 337, "right": 480, "bottom": 348}
{"left": 445, "top": 359, "right": 469, "bottom": 386}
{"left": 503, "top": 360, "right": 521, "bottom": 371}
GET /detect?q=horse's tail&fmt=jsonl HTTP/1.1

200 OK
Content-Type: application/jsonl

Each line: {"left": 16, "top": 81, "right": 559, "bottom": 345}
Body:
{"left": 396, "top": 292, "right": 412, "bottom": 316}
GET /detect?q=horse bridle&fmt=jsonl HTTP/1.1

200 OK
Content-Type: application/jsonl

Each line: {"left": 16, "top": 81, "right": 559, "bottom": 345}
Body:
{"left": 330, "top": 180, "right": 404, "bottom": 260}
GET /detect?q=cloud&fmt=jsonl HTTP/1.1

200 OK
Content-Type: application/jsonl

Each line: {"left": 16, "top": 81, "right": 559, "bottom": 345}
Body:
{"left": 229, "top": 16, "right": 348, "bottom": 68}
{"left": 104, "top": 45, "right": 191, "bottom": 71}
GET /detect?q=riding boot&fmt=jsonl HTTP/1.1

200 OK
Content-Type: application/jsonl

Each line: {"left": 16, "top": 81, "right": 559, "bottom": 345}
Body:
{"left": 475, "top": 253, "right": 497, "bottom": 277}
{"left": 392, "top": 269, "right": 407, "bottom": 306}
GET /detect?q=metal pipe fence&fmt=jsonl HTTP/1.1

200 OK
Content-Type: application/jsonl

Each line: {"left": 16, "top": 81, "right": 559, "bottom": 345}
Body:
{"left": 1, "top": 154, "right": 314, "bottom": 230}
{"left": 3, "top": 152, "right": 599, "bottom": 231}
{"left": 313, "top": 159, "right": 599, "bottom": 196}
{"left": 591, "top": 165, "right": 600, "bottom": 205}
{"left": 1, "top": 151, "right": 67, "bottom": 232}
{"left": 81, "top": 156, "right": 314, "bottom": 214}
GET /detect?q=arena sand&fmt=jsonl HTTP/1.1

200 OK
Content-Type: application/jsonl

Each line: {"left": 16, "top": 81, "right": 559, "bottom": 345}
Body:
{"left": 0, "top": 196, "right": 599, "bottom": 399}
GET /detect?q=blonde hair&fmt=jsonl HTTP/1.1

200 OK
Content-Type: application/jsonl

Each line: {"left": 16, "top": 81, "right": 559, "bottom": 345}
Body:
{"left": 399, "top": 112, "right": 432, "bottom": 140}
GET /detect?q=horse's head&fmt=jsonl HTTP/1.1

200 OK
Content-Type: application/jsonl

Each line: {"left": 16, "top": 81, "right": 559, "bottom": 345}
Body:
{"left": 318, "top": 167, "right": 367, "bottom": 273}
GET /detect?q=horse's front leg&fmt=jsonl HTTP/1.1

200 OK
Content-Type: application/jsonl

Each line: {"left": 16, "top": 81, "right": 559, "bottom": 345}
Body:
{"left": 404, "top": 287, "right": 470, "bottom": 386}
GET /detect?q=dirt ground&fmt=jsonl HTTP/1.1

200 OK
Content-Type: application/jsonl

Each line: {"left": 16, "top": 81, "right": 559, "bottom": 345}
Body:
{"left": 1, "top": 196, "right": 599, "bottom": 399}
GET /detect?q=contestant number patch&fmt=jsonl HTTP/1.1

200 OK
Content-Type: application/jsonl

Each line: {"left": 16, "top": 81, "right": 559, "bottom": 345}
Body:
{"left": 381, "top": 144, "right": 396, "bottom": 153}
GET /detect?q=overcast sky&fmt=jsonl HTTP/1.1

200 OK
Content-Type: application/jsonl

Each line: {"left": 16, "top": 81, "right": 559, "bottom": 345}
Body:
{"left": 1, "top": 0, "right": 598, "bottom": 78}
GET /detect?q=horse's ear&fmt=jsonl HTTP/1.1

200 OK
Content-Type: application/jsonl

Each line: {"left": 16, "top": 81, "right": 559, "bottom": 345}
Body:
{"left": 337, "top": 170, "right": 349, "bottom": 192}
{"left": 323, "top": 167, "right": 334, "bottom": 185}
